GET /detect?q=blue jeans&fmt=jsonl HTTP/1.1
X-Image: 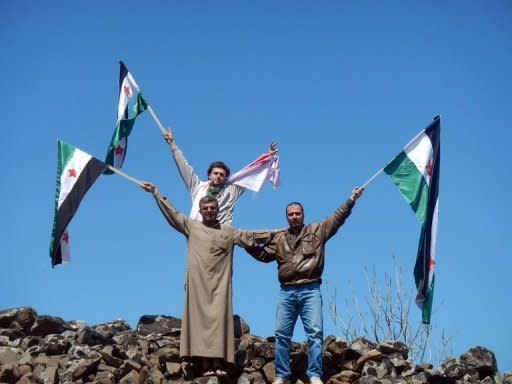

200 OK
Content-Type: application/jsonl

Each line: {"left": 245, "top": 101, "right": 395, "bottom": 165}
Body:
{"left": 274, "top": 282, "right": 323, "bottom": 379}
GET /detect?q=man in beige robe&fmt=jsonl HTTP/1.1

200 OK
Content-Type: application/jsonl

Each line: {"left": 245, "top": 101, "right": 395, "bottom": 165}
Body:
{"left": 141, "top": 181, "right": 275, "bottom": 376}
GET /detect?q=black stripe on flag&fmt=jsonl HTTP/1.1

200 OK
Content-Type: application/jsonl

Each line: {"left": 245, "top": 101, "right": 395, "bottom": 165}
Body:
{"left": 414, "top": 116, "right": 440, "bottom": 323}
{"left": 51, "top": 157, "right": 107, "bottom": 267}
{"left": 119, "top": 61, "right": 129, "bottom": 120}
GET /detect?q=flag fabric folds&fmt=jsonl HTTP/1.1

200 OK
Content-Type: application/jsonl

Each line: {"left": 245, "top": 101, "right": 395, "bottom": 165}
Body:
{"left": 384, "top": 116, "right": 440, "bottom": 324}
{"left": 229, "top": 152, "right": 280, "bottom": 192}
{"left": 104, "top": 61, "right": 147, "bottom": 173}
{"left": 50, "top": 140, "right": 107, "bottom": 267}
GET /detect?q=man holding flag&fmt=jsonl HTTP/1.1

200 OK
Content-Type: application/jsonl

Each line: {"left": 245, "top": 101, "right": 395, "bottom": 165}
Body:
{"left": 163, "top": 131, "right": 279, "bottom": 225}
{"left": 383, "top": 116, "right": 440, "bottom": 324}
{"left": 245, "top": 186, "right": 364, "bottom": 384}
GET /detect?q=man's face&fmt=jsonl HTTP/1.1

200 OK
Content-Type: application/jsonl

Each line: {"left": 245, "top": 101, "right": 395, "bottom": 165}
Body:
{"left": 199, "top": 200, "right": 219, "bottom": 223}
{"left": 208, "top": 167, "right": 227, "bottom": 186}
{"left": 286, "top": 204, "right": 304, "bottom": 229}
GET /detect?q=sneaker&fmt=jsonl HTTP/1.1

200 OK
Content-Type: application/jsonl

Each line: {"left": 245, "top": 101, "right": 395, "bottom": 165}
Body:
{"left": 273, "top": 377, "right": 291, "bottom": 384}
{"left": 310, "top": 377, "right": 323, "bottom": 384}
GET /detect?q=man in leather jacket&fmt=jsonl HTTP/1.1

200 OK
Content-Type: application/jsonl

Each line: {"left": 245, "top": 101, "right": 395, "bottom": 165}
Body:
{"left": 246, "top": 186, "right": 364, "bottom": 384}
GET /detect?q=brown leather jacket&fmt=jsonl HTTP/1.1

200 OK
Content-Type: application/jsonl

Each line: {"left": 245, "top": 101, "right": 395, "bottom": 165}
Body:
{"left": 247, "top": 199, "right": 355, "bottom": 286}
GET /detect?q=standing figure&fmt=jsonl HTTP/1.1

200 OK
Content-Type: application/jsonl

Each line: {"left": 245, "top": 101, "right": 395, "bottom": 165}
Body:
{"left": 246, "top": 187, "right": 364, "bottom": 384}
{"left": 141, "top": 181, "right": 276, "bottom": 376}
{"left": 164, "top": 130, "right": 277, "bottom": 225}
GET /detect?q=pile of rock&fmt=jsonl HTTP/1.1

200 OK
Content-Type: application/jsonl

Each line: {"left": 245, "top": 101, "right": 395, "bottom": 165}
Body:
{"left": 0, "top": 307, "right": 509, "bottom": 384}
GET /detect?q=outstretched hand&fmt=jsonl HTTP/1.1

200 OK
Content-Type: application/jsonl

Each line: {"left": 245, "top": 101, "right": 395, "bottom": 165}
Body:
{"left": 141, "top": 181, "right": 158, "bottom": 195}
{"left": 351, "top": 186, "right": 364, "bottom": 202}
{"left": 163, "top": 129, "right": 174, "bottom": 145}
{"left": 268, "top": 141, "right": 278, "bottom": 153}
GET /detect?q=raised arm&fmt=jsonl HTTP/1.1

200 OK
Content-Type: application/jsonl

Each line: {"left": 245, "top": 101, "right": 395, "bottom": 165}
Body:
{"left": 141, "top": 181, "right": 191, "bottom": 236}
{"left": 321, "top": 186, "right": 364, "bottom": 240}
{"left": 163, "top": 130, "right": 201, "bottom": 194}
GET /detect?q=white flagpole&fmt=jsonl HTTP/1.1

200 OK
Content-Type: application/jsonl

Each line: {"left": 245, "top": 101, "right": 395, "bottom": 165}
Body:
{"left": 107, "top": 165, "right": 143, "bottom": 186}
{"left": 362, "top": 167, "right": 384, "bottom": 189}
{"left": 130, "top": 80, "right": 169, "bottom": 136}
{"left": 146, "top": 104, "right": 168, "bottom": 135}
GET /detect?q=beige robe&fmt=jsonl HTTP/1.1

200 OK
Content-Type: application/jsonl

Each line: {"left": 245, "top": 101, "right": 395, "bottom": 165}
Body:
{"left": 153, "top": 192, "right": 273, "bottom": 363}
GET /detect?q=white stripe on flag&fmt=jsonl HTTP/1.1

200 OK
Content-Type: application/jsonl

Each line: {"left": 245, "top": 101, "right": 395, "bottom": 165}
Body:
{"left": 404, "top": 132, "right": 433, "bottom": 186}
{"left": 58, "top": 148, "right": 92, "bottom": 208}
{"left": 117, "top": 73, "right": 140, "bottom": 121}
{"left": 428, "top": 198, "right": 439, "bottom": 285}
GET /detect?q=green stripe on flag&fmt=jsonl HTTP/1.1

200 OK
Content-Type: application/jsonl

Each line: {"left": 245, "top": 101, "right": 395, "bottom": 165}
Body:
{"left": 422, "top": 275, "right": 435, "bottom": 324}
{"left": 384, "top": 151, "right": 429, "bottom": 224}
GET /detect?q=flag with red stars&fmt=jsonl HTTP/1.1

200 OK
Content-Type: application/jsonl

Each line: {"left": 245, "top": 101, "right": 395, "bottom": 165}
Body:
{"left": 384, "top": 116, "right": 441, "bottom": 324}
{"left": 50, "top": 140, "right": 107, "bottom": 267}
{"left": 104, "top": 61, "right": 147, "bottom": 173}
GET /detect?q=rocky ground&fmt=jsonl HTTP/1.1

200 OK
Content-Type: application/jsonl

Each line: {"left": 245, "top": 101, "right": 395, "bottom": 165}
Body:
{"left": 0, "top": 307, "right": 509, "bottom": 384}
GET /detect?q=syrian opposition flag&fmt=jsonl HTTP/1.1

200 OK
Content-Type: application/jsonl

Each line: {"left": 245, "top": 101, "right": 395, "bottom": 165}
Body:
{"left": 384, "top": 116, "right": 440, "bottom": 324}
{"left": 104, "top": 61, "right": 147, "bottom": 174}
{"left": 229, "top": 152, "right": 280, "bottom": 192}
{"left": 50, "top": 141, "right": 107, "bottom": 267}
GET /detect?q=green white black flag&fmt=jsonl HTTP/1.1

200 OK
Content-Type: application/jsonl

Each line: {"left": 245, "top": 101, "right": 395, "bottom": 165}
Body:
{"left": 49, "top": 141, "right": 107, "bottom": 267}
{"left": 384, "top": 116, "right": 440, "bottom": 324}
{"left": 104, "top": 61, "right": 147, "bottom": 173}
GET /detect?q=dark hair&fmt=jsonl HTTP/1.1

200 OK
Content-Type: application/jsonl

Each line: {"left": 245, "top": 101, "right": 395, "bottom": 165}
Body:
{"left": 199, "top": 195, "right": 218, "bottom": 208}
{"left": 286, "top": 201, "right": 304, "bottom": 215}
{"left": 207, "top": 161, "right": 230, "bottom": 178}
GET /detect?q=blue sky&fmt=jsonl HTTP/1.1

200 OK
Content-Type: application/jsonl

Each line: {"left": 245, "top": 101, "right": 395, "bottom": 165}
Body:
{"left": 2, "top": 0, "right": 511, "bottom": 373}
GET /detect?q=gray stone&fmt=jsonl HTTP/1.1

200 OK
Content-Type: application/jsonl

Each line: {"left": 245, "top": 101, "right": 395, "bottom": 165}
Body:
{"left": 0, "top": 363, "right": 21, "bottom": 383}
{"left": 44, "top": 334, "right": 71, "bottom": 355}
{"left": 0, "top": 335, "right": 10, "bottom": 346}
{"left": 253, "top": 341, "right": 275, "bottom": 359}
{"left": 119, "top": 369, "right": 140, "bottom": 384}
{"left": 39, "top": 366, "right": 58, "bottom": 384}
{"left": 78, "top": 328, "right": 114, "bottom": 346}
{"left": 150, "top": 366, "right": 166, "bottom": 383}
{"left": 326, "top": 337, "right": 348, "bottom": 357}
{"left": 193, "top": 376, "right": 223, "bottom": 384}
{"left": 136, "top": 315, "right": 181, "bottom": 336}
{"left": 246, "top": 371, "right": 266, "bottom": 384}
{"left": 412, "top": 371, "right": 431, "bottom": 384}
{"left": 234, "top": 314, "right": 250, "bottom": 338}
{"left": 460, "top": 346, "right": 498, "bottom": 379}
{"left": 377, "top": 340, "right": 408, "bottom": 359}
{"left": 0, "top": 307, "right": 37, "bottom": 331}
{"left": 262, "top": 361, "right": 276, "bottom": 383}
{"left": 250, "top": 357, "right": 266, "bottom": 370}
{"left": 71, "top": 357, "right": 101, "bottom": 381}
{"left": 355, "top": 376, "right": 381, "bottom": 384}
{"left": 95, "top": 370, "right": 116, "bottom": 384}
{"left": 361, "top": 358, "right": 394, "bottom": 379}
{"left": 30, "top": 315, "right": 70, "bottom": 337}
{"left": 0, "top": 346, "right": 24, "bottom": 365}
{"left": 166, "top": 361, "right": 182, "bottom": 377}
{"left": 350, "top": 337, "right": 377, "bottom": 356}
{"left": 16, "top": 374, "right": 34, "bottom": 384}
{"left": 238, "top": 373, "right": 251, "bottom": 384}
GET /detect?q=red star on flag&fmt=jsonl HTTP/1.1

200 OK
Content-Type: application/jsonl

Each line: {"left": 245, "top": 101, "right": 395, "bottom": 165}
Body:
{"left": 425, "top": 160, "right": 433, "bottom": 176}
{"left": 123, "top": 85, "right": 132, "bottom": 97}
{"left": 62, "top": 232, "right": 69, "bottom": 244}
{"left": 114, "top": 145, "right": 125, "bottom": 155}
{"left": 428, "top": 258, "right": 436, "bottom": 269}
{"left": 68, "top": 168, "right": 77, "bottom": 177}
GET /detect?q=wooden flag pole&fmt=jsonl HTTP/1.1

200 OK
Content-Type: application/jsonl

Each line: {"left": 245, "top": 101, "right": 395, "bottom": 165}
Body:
{"left": 130, "top": 80, "right": 169, "bottom": 136}
{"left": 107, "top": 165, "right": 143, "bottom": 186}
{"left": 146, "top": 104, "right": 168, "bottom": 136}
{"left": 362, "top": 167, "right": 384, "bottom": 189}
